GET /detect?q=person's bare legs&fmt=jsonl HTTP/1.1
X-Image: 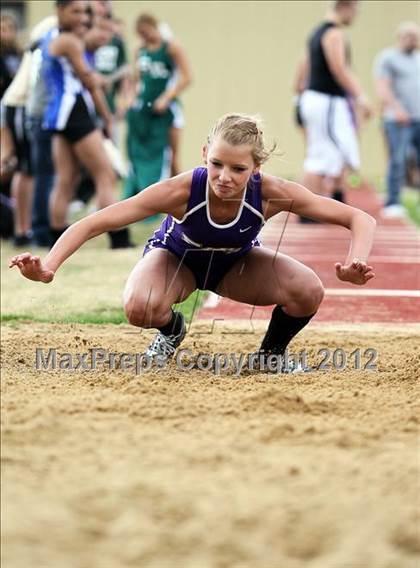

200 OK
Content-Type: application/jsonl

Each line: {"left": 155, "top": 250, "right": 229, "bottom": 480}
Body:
{"left": 169, "top": 126, "right": 181, "bottom": 177}
{"left": 123, "top": 249, "right": 196, "bottom": 329}
{"left": 49, "top": 135, "right": 80, "bottom": 229}
{"left": 217, "top": 247, "right": 324, "bottom": 364}
{"left": 11, "top": 172, "right": 33, "bottom": 236}
{"left": 301, "top": 170, "right": 327, "bottom": 196}
{"left": 217, "top": 247, "right": 324, "bottom": 317}
{"left": 325, "top": 167, "right": 348, "bottom": 202}
{"left": 73, "top": 129, "right": 116, "bottom": 209}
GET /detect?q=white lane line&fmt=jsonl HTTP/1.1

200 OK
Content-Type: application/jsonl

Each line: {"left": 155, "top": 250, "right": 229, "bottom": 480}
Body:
{"left": 262, "top": 255, "right": 420, "bottom": 263}
{"left": 325, "top": 289, "right": 420, "bottom": 297}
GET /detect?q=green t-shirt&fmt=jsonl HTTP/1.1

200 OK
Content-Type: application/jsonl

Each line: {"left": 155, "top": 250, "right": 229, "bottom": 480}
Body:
{"left": 95, "top": 35, "right": 127, "bottom": 113}
{"left": 137, "top": 41, "right": 175, "bottom": 106}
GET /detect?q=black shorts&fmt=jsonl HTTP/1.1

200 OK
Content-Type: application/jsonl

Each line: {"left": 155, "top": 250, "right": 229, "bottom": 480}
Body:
{"left": 4, "top": 105, "right": 32, "bottom": 175}
{"left": 53, "top": 94, "right": 96, "bottom": 144}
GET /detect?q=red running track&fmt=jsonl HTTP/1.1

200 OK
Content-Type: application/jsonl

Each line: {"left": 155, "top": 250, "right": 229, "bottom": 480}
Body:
{"left": 198, "top": 184, "right": 420, "bottom": 323}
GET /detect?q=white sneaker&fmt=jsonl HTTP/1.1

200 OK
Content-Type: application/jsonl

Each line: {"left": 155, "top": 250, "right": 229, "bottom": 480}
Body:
{"left": 145, "top": 313, "right": 186, "bottom": 360}
{"left": 382, "top": 204, "right": 405, "bottom": 219}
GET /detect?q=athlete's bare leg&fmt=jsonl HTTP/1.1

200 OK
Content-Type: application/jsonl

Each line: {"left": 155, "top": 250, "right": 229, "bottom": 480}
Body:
{"left": 169, "top": 126, "right": 181, "bottom": 177}
{"left": 11, "top": 172, "right": 33, "bottom": 236}
{"left": 325, "top": 168, "right": 348, "bottom": 200}
{"left": 49, "top": 135, "right": 80, "bottom": 229}
{"left": 123, "top": 249, "right": 196, "bottom": 328}
{"left": 301, "top": 170, "right": 327, "bottom": 196}
{"left": 217, "top": 247, "right": 324, "bottom": 317}
{"left": 73, "top": 129, "right": 116, "bottom": 209}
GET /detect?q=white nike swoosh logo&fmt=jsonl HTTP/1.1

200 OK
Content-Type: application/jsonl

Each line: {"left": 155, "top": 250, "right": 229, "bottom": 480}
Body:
{"left": 239, "top": 226, "right": 252, "bottom": 233}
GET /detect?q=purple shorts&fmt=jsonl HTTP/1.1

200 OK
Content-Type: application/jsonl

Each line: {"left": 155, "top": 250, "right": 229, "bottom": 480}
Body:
{"left": 143, "top": 242, "right": 257, "bottom": 292}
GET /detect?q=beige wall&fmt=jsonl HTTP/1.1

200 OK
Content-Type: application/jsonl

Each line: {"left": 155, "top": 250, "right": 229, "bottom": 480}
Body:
{"left": 27, "top": 0, "right": 420, "bottom": 179}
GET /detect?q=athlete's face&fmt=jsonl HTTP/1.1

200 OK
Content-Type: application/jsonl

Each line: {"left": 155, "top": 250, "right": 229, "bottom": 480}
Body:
{"left": 85, "top": 18, "right": 113, "bottom": 48}
{"left": 0, "top": 17, "right": 18, "bottom": 47}
{"left": 58, "top": 0, "right": 89, "bottom": 34}
{"left": 204, "top": 137, "right": 259, "bottom": 201}
{"left": 399, "top": 28, "right": 419, "bottom": 53}
{"left": 339, "top": 3, "right": 359, "bottom": 26}
{"left": 137, "top": 23, "right": 160, "bottom": 44}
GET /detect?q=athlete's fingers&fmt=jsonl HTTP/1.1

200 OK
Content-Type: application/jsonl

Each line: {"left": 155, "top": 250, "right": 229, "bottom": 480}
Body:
{"left": 18, "top": 252, "right": 32, "bottom": 262}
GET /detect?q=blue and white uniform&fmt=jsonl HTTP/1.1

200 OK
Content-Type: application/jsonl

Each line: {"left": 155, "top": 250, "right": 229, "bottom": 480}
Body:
{"left": 41, "top": 28, "right": 95, "bottom": 141}
{"left": 144, "top": 167, "right": 265, "bottom": 291}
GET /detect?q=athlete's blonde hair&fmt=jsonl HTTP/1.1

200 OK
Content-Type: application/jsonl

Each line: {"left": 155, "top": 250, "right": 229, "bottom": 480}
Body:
{"left": 207, "top": 113, "right": 276, "bottom": 166}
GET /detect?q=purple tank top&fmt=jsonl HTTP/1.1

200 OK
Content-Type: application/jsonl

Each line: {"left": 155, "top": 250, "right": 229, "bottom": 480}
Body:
{"left": 148, "top": 167, "right": 265, "bottom": 257}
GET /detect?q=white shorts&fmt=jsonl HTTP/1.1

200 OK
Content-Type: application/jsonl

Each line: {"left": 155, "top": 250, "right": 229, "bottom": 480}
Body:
{"left": 300, "top": 89, "right": 360, "bottom": 177}
{"left": 169, "top": 100, "right": 185, "bottom": 129}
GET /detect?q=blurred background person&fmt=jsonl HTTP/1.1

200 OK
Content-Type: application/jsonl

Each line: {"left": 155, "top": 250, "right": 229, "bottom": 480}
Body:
{"left": 0, "top": 10, "right": 22, "bottom": 99}
{"left": 42, "top": 0, "right": 132, "bottom": 248}
{"left": 25, "top": 16, "right": 58, "bottom": 247}
{"left": 374, "top": 22, "right": 420, "bottom": 219}
{"left": 298, "top": 0, "right": 372, "bottom": 214}
{"left": 292, "top": 54, "right": 308, "bottom": 141}
{"left": 0, "top": 10, "right": 23, "bottom": 241}
{"left": 124, "top": 13, "right": 192, "bottom": 200}
{"left": 91, "top": 0, "right": 130, "bottom": 143}
{"left": 0, "top": 17, "right": 55, "bottom": 246}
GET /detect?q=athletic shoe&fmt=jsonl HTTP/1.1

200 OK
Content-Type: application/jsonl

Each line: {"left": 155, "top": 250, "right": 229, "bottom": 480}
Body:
{"left": 145, "top": 312, "right": 186, "bottom": 360}
{"left": 13, "top": 234, "right": 33, "bottom": 247}
{"left": 382, "top": 204, "right": 405, "bottom": 219}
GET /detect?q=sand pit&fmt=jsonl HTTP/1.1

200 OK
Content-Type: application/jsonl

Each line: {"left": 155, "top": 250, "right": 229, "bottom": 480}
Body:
{"left": 1, "top": 322, "right": 419, "bottom": 568}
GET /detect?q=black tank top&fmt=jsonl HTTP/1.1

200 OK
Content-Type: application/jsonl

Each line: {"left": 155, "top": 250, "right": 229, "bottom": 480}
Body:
{"left": 307, "top": 21, "right": 349, "bottom": 97}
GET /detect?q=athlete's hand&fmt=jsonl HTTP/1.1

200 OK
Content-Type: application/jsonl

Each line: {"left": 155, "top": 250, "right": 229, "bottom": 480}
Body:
{"left": 335, "top": 258, "right": 375, "bottom": 285}
{"left": 356, "top": 95, "right": 373, "bottom": 121}
{"left": 103, "top": 117, "right": 115, "bottom": 140}
{"left": 153, "top": 95, "right": 170, "bottom": 114}
{"left": 9, "top": 253, "right": 55, "bottom": 283}
{"left": 394, "top": 106, "right": 410, "bottom": 125}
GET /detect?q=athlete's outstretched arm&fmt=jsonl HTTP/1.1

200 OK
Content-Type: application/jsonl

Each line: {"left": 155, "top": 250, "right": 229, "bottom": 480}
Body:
{"left": 9, "top": 172, "right": 193, "bottom": 282}
{"left": 262, "top": 175, "right": 376, "bottom": 285}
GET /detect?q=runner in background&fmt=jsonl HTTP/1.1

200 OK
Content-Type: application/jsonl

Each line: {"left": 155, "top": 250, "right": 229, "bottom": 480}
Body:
{"left": 299, "top": 0, "right": 372, "bottom": 209}
{"left": 43, "top": 0, "right": 133, "bottom": 249}
{"left": 124, "top": 13, "right": 192, "bottom": 200}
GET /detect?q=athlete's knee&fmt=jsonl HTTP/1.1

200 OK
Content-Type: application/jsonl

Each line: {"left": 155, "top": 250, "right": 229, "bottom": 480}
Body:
{"left": 288, "top": 274, "right": 324, "bottom": 314}
{"left": 124, "top": 294, "right": 169, "bottom": 328}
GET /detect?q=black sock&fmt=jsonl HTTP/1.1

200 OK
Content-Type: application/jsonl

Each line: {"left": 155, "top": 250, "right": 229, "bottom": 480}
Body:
{"left": 50, "top": 226, "right": 69, "bottom": 247}
{"left": 260, "top": 305, "right": 315, "bottom": 355}
{"left": 158, "top": 310, "right": 183, "bottom": 336}
{"left": 108, "top": 228, "right": 134, "bottom": 249}
{"left": 332, "top": 188, "right": 345, "bottom": 203}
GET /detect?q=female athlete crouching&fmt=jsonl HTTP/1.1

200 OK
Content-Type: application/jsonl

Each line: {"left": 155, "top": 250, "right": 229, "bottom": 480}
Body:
{"left": 9, "top": 114, "right": 376, "bottom": 372}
